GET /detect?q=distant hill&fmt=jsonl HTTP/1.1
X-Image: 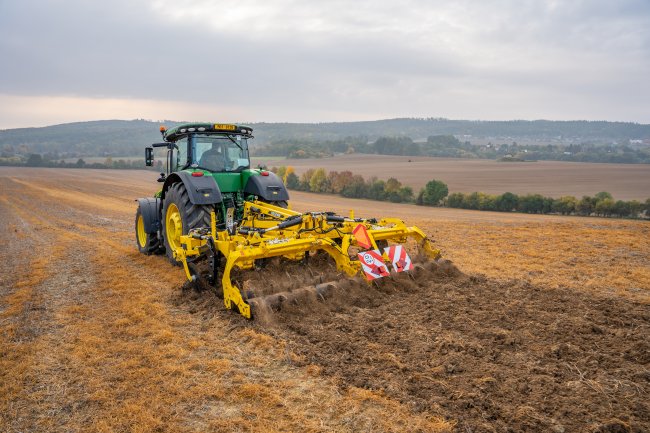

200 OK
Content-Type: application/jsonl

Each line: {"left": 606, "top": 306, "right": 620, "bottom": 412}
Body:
{"left": 1, "top": 118, "right": 649, "bottom": 158}
{"left": 253, "top": 118, "right": 650, "bottom": 144}
{"left": 0, "top": 119, "right": 182, "bottom": 158}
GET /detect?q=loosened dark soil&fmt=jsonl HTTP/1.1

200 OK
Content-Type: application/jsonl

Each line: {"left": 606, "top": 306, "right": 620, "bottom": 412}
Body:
{"left": 248, "top": 260, "right": 649, "bottom": 433}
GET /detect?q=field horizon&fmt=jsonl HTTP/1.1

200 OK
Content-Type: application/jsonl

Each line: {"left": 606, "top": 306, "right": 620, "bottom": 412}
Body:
{"left": 253, "top": 154, "right": 650, "bottom": 201}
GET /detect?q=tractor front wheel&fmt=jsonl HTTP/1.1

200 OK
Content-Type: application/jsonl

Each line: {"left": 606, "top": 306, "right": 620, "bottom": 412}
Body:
{"left": 135, "top": 207, "right": 162, "bottom": 254}
{"left": 162, "top": 182, "right": 213, "bottom": 265}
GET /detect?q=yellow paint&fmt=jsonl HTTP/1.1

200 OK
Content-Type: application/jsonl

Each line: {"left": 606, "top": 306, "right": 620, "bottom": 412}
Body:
{"left": 165, "top": 203, "right": 182, "bottom": 254}
{"left": 136, "top": 214, "right": 146, "bottom": 248}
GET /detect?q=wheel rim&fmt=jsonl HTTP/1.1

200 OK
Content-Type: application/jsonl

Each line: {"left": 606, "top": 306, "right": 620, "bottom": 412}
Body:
{"left": 136, "top": 214, "right": 147, "bottom": 248}
{"left": 166, "top": 203, "right": 182, "bottom": 253}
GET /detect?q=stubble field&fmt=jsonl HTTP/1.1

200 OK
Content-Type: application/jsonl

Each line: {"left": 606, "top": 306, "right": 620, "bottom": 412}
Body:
{"left": 1, "top": 167, "right": 648, "bottom": 433}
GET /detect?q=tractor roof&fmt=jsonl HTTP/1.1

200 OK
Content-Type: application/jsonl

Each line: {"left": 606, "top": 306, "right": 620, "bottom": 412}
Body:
{"left": 163, "top": 122, "right": 253, "bottom": 142}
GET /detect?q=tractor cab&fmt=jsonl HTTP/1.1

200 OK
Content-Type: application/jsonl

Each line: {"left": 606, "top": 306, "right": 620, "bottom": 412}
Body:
{"left": 146, "top": 123, "right": 253, "bottom": 180}
{"left": 138, "top": 122, "right": 291, "bottom": 266}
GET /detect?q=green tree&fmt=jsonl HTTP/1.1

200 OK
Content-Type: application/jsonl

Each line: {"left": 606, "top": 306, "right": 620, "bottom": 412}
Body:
{"left": 418, "top": 179, "right": 448, "bottom": 206}
{"left": 518, "top": 194, "right": 545, "bottom": 213}
{"left": 309, "top": 168, "right": 329, "bottom": 193}
{"left": 446, "top": 192, "right": 465, "bottom": 208}
{"left": 26, "top": 153, "right": 43, "bottom": 166}
{"left": 627, "top": 200, "right": 642, "bottom": 218}
{"left": 542, "top": 197, "right": 554, "bottom": 214}
{"left": 341, "top": 175, "right": 368, "bottom": 198}
{"left": 397, "top": 186, "right": 414, "bottom": 203}
{"left": 552, "top": 196, "right": 578, "bottom": 215}
{"left": 477, "top": 193, "right": 497, "bottom": 211}
{"left": 595, "top": 198, "right": 615, "bottom": 216}
{"left": 464, "top": 192, "right": 481, "bottom": 210}
{"left": 373, "top": 136, "right": 415, "bottom": 155}
{"left": 275, "top": 166, "right": 287, "bottom": 180}
{"left": 298, "top": 169, "right": 315, "bottom": 191}
{"left": 595, "top": 191, "right": 613, "bottom": 201}
{"left": 613, "top": 200, "right": 631, "bottom": 218}
{"left": 367, "top": 178, "right": 387, "bottom": 201}
{"left": 385, "top": 177, "right": 402, "bottom": 193}
{"left": 285, "top": 172, "right": 300, "bottom": 189}
{"left": 576, "top": 196, "right": 595, "bottom": 216}
{"left": 495, "top": 192, "right": 518, "bottom": 212}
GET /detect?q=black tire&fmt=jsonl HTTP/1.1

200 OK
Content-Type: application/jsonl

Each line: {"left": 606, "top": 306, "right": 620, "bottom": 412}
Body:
{"left": 135, "top": 207, "right": 162, "bottom": 254}
{"left": 162, "top": 182, "right": 213, "bottom": 265}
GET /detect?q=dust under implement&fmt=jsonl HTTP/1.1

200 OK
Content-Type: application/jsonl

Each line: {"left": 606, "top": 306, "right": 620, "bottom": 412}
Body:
{"left": 174, "top": 200, "right": 441, "bottom": 319}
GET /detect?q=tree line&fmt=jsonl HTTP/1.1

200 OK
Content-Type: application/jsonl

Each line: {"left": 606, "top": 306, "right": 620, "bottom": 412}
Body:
{"left": 0, "top": 153, "right": 160, "bottom": 170}
{"left": 270, "top": 166, "right": 650, "bottom": 219}
{"left": 272, "top": 166, "right": 416, "bottom": 203}
{"left": 256, "top": 135, "right": 650, "bottom": 164}
{"left": 446, "top": 191, "right": 649, "bottom": 218}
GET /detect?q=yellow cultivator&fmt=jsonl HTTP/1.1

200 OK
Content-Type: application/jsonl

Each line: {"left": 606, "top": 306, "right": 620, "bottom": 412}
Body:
{"left": 174, "top": 200, "right": 440, "bottom": 319}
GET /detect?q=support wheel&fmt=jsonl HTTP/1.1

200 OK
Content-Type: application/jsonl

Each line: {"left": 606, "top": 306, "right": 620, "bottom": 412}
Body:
{"left": 162, "top": 182, "right": 213, "bottom": 265}
{"left": 135, "top": 207, "right": 162, "bottom": 254}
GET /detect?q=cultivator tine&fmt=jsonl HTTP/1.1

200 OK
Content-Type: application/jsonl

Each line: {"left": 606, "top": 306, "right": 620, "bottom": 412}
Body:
{"left": 248, "top": 281, "right": 338, "bottom": 315}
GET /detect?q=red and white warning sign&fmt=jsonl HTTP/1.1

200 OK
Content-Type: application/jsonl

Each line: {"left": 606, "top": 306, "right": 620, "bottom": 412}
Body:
{"left": 358, "top": 249, "right": 390, "bottom": 280}
{"left": 384, "top": 245, "right": 413, "bottom": 272}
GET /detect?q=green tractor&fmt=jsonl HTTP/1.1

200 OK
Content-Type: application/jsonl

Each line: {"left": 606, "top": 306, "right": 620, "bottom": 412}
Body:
{"left": 135, "top": 122, "right": 289, "bottom": 264}
{"left": 135, "top": 123, "right": 441, "bottom": 319}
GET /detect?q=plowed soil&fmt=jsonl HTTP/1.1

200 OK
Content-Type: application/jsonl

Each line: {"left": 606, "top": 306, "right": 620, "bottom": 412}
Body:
{"left": 251, "top": 261, "right": 649, "bottom": 433}
{"left": 1, "top": 167, "right": 649, "bottom": 433}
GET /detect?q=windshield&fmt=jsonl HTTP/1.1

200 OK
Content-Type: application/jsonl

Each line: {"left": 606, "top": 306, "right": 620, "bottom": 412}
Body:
{"left": 190, "top": 134, "right": 250, "bottom": 172}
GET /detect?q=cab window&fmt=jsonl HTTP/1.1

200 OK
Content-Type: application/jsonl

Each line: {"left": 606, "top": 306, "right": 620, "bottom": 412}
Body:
{"left": 175, "top": 137, "right": 189, "bottom": 171}
{"left": 191, "top": 134, "right": 250, "bottom": 172}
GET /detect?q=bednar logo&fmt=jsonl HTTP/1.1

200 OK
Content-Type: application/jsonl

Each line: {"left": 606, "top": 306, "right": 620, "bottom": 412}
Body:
{"left": 358, "top": 250, "right": 390, "bottom": 280}
{"left": 384, "top": 245, "right": 413, "bottom": 272}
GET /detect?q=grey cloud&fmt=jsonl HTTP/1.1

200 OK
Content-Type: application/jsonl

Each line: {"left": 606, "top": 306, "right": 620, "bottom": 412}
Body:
{"left": 0, "top": 0, "right": 648, "bottom": 122}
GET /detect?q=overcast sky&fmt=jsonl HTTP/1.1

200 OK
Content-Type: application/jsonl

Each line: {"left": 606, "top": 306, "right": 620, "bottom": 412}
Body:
{"left": 0, "top": 0, "right": 648, "bottom": 129}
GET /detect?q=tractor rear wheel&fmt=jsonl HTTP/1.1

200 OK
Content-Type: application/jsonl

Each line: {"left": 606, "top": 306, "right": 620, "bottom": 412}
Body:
{"left": 135, "top": 208, "right": 162, "bottom": 254}
{"left": 162, "top": 182, "right": 213, "bottom": 265}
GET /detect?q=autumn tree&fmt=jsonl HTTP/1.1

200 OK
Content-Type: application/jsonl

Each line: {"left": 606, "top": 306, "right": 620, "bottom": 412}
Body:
{"left": 298, "top": 169, "right": 315, "bottom": 191}
{"left": 309, "top": 168, "right": 329, "bottom": 193}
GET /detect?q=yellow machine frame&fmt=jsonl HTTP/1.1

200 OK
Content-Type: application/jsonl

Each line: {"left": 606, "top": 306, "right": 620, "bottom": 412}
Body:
{"left": 174, "top": 201, "right": 440, "bottom": 319}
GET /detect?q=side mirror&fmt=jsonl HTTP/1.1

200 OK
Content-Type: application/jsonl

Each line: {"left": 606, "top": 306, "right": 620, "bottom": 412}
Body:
{"left": 145, "top": 147, "right": 154, "bottom": 166}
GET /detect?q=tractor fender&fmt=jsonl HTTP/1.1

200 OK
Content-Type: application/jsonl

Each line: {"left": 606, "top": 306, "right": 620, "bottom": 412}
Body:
{"left": 136, "top": 197, "right": 162, "bottom": 233}
{"left": 244, "top": 172, "right": 290, "bottom": 201}
{"left": 162, "top": 172, "right": 223, "bottom": 205}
